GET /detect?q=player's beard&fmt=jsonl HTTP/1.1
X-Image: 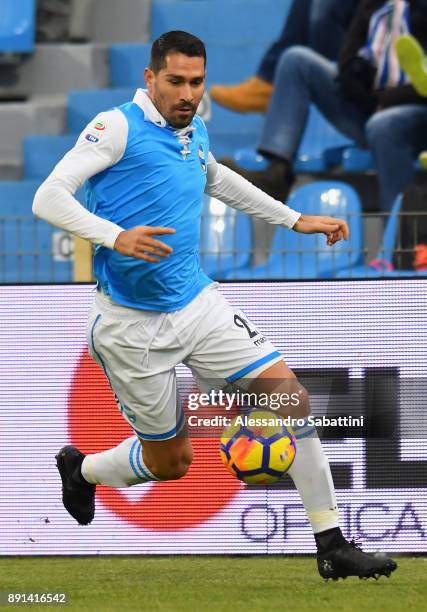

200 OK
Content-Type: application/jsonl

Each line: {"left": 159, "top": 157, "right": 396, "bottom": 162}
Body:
{"left": 151, "top": 90, "right": 197, "bottom": 127}
{"left": 168, "top": 104, "right": 197, "bottom": 128}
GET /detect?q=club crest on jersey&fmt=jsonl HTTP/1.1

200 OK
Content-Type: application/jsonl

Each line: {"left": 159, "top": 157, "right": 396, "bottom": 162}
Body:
{"left": 85, "top": 133, "right": 99, "bottom": 143}
{"left": 198, "top": 144, "right": 207, "bottom": 173}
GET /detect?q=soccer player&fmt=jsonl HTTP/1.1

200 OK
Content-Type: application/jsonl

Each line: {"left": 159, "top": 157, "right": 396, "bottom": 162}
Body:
{"left": 33, "top": 31, "right": 397, "bottom": 580}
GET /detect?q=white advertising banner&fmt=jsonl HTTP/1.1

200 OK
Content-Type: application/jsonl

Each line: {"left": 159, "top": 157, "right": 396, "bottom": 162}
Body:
{"left": 0, "top": 281, "right": 426, "bottom": 555}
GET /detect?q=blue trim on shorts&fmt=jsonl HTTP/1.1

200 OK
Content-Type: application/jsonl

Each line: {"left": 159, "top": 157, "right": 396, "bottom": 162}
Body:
{"left": 90, "top": 314, "right": 110, "bottom": 381}
{"left": 293, "top": 421, "right": 309, "bottom": 431}
{"left": 294, "top": 427, "right": 317, "bottom": 439}
{"left": 134, "top": 409, "right": 185, "bottom": 441}
{"left": 225, "top": 351, "right": 282, "bottom": 383}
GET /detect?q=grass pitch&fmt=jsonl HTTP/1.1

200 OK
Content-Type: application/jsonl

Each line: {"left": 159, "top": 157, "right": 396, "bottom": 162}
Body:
{"left": 0, "top": 556, "right": 425, "bottom": 611}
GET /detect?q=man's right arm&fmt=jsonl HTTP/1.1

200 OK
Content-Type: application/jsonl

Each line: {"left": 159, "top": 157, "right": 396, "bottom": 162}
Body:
{"left": 32, "top": 109, "right": 128, "bottom": 249}
{"left": 33, "top": 109, "right": 177, "bottom": 261}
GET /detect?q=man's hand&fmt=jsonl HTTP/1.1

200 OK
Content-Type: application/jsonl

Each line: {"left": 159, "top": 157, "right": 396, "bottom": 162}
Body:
{"left": 293, "top": 215, "right": 349, "bottom": 246}
{"left": 114, "top": 226, "right": 176, "bottom": 262}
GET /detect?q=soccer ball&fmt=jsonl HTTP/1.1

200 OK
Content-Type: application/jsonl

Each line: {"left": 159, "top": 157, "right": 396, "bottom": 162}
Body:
{"left": 219, "top": 410, "right": 296, "bottom": 484}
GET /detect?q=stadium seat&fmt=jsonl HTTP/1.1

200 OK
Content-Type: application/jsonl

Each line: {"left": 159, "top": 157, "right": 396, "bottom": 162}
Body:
{"left": 200, "top": 196, "right": 252, "bottom": 279}
{"left": 109, "top": 44, "right": 151, "bottom": 88}
{"left": 151, "top": 0, "right": 292, "bottom": 45}
{"left": 230, "top": 107, "right": 353, "bottom": 174}
{"left": 341, "top": 147, "right": 423, "bottom": 173}
{"left": 67, "top": 88, "right": 134, "bottom": 133}
{"left": 341, "top": 147, "right": 375, "bottom": 172}
{"left": 24, "top": 135, "right": 78, "bottom": 180}
{"left": 0, "top": 0, "right": 36, "bottom": 53}
{"left": 294, "top": 107, "right": 353, "bottom": 173}
{"left": 110, "top": 43, "right": 267, "bottom": 88}
{"left": 208, "top": 104, "right": 263, "bottom": 158}
{"left": 227, "top": 181, "right": 362, "bottom": 279}
{"left": 0, "top": 180, "right": 41, "bottom": 215}
{"left": 232, "top": 149, "right": 270, "bottom": 171}
{"left": 0, "top": 180, "right": 72, "bottom": 282}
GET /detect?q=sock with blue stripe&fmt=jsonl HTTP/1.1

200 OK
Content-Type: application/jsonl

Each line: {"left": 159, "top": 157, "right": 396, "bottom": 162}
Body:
{"left": 287, "top": 421, "right": 339, "bottom": 534}
{"left": 81, "top": 436, "right": 159, "bottom": 487}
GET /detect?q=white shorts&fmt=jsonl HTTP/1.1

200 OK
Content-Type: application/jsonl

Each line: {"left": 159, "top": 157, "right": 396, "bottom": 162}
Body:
{"left": 86, "top": 284, "right": 282, "bottom": 440}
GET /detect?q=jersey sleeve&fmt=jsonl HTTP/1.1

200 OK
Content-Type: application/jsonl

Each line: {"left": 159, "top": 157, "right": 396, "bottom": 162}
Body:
{"left": 32, "top": 109, "right": 129, "bottom": 249}
{"left": 205, "top": 152, "right": 301, "bottom": 229}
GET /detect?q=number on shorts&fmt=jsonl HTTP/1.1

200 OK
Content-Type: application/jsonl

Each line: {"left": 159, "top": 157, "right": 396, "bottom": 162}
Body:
{"left": 234, "top": 314, "right": 258, "bottom": 338}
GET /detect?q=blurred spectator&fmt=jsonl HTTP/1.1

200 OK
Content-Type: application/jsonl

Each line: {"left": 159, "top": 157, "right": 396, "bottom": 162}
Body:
{"left": 221, "top": 0, "right": 427, "bottom": 215}
{"left": 396, "top": 33, "right": 427, "bottom": 169}
{"left": 210, "top": 0, "right": 358, "bottom": 113}
{"left": 0, "top": 0, "right": 72, "bottom": 97}
{"left": 396, "top": 33, "right": 427, "bottom": 96}
{"left": 36, "top": 0, "right": 72, "bottom": 43}
{"left": 395, "top": 33, "right": 427, "bottom": 271}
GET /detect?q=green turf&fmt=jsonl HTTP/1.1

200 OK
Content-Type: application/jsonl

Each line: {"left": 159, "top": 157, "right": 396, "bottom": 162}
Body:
{"left": 0, "top": 556, "right": 425, "bottom": 611}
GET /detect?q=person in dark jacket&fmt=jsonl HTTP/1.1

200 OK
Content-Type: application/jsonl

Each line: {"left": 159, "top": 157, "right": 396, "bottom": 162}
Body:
{"left": 222, "top": 0, "right": 427, "bottom": 213}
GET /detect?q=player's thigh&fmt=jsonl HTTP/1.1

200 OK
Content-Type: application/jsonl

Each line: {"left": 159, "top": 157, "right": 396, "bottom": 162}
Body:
{"left": 186, "top": 286, "right": 283, "bottom": 385}
{"left": 140, "top": 434, "right": 194, "bottom": 481}
{"left": 185, "top": 287, "right": 309, "bottom": 417}
{"left": 86, "top": 299, "right": 184, "bottom": 440}
{"left": 248, "top": 359, "right": 311, "bottom": 418}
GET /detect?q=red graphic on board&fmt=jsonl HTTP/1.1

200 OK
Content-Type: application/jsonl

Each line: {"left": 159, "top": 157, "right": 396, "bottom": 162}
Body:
{"left": 68, "top": 350, "right": 242, "bottom": 530}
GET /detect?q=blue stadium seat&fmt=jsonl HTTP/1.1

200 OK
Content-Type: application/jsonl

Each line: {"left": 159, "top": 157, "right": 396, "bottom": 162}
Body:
{"left": 341, "top": 147, "right": 375, "bottom": 172}
{"left": 230, "top": 107, "right": 353, "bottom": 174}
{"left": 0, "top": 0, "right": 35, "bottom": 53}
{"left": 0, "top": 217, "right": 73, "bottom": 282}
{"left": 151, "top": 0, "right": 292, "bottom": 45}
{"left": 232, "top": 149, "right": 270, "bottom": 171}
{"left": 110, "top": 43, "right": 267, "bottom": 88}
{"left": 208, "top": 103, "right": 263, "bottom": 158}
{"left": 294, "top": 107, "right": 353, "bottom": 173}
{"left": 200, "top": 196, "right": 252, "bottom": 279}
{"left": 0, "top": 180, "right": 41, "bottom": 215}
{"left": 342, "top": 147, "right": 423, "bottom": 173}
{"left": 209, "top": 133, "right": 260, "bottom": 160}
{"left": 208, "top": 103, "right": 263, "bottom": 135}
{"left": 228, "top": 181, "right": 362, "bottom": 279}
{"left": 24, "top": 135, "right": 78, "bottom": 180}
{"left": 0, "top": 180, "right": 72, "bottom": 282}
{"left": 109, "top": 44, "right": 151, "bottom": 88}
{"left": 67, "top": 88, "right": 134, "bottom": 133}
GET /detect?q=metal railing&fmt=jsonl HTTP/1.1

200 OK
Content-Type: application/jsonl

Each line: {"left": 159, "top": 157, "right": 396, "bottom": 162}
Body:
{"left": 0, "top": 216, "right": 73, "bottom": 283}
{"left": 1, "top": 211, "right": 426, "bottom": 283}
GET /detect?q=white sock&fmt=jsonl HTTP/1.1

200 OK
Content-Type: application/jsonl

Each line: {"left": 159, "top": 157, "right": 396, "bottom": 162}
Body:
{"left": 287, "top": 422, "right": 339, "bottom": 534}
{"left": 81, "top": 436, "right": 159, "bottom": 487}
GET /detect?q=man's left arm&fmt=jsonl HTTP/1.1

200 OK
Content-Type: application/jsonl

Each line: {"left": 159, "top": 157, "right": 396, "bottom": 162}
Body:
{"left": 205, "top": 154, "right": 349, "bottom": 245}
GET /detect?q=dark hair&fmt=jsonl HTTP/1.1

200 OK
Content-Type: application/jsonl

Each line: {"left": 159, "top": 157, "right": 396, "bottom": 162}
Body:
{"left": 150, "top": 30, "right": 206, "bottom": 73}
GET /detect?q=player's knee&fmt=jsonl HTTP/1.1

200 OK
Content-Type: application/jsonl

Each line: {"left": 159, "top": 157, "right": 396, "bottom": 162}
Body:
{"left": 272, "top": 379, "right": 311, "bottom": 418}
{"left": 276, "top": 45, "right": 324, "bottom": 84}
{"left": 294, "top": 384, "right": 311, "bottom": 418}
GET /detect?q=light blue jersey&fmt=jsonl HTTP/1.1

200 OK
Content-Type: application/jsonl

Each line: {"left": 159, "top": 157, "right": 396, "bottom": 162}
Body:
{"left": 85, "top": 92, "right": 212, "bottom": 312}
